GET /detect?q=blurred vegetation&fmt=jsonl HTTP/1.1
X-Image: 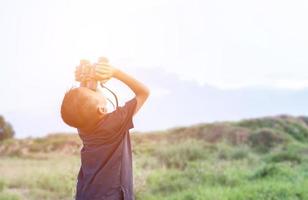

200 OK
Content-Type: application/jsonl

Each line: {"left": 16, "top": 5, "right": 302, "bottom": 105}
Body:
{"left": 0, "top": 115, "right": 308, "bottom": 199}
{"left": 0, "top": 116, "right": 15, "bottom": 141}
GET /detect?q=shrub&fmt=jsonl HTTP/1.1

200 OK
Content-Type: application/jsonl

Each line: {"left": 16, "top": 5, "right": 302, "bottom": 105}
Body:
{"left": 299, "top": 116, "right": 308, "bottom": 126}
{"left": 266, "top": 152, "right": 302, "bottom": 164}
{"left": 237, "top": 118, "right": 278, "bottom": 130}
{"left": 153, "top": 139, "right": 208, "bottom": 169}
{"left": 146, "top": 170, "right": 189, "bottom": 195}
{"left": 230, "top": 148, "right": 250, "bottom": 160}
{"left": 248, "top": 128, "right": 285, "bottom": 152}
{"left": 238, "top": 116, "right": 308, "bottom": 143}
{"left": 250, "top": 164, "right": 293, "bottom": 180}
{"left": 281, "top": 122, "right": 308, "bottom": 142}
{"left": 145, "top": 163, "right": 242, "bottom": 198}
{"left": 225, "top": 128, "right": 250, "bottom": 145}
{"left": 36, "top": 172, "right": 75, "bottom": 196}
{"left": 0, "top": 116, "right": 15, "bottom": 141}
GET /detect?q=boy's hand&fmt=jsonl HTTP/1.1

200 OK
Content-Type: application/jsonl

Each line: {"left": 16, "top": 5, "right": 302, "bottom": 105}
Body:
{"left": 94, "top": 62, "right": 115, "bottom": 83}
{"left": 75, "top": 60, "right": 95, "bottom": 82}
{"left": 74, "top": 57, "right": 115, "bottom": 84}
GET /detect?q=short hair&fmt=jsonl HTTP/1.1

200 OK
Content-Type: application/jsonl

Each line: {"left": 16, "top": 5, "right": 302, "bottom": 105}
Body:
{"left": 60, "top": 87, "right": 98, "bottom": 128}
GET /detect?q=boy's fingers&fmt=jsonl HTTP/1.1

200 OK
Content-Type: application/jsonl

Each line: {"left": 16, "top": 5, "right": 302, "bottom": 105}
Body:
{"left": 95, "top": 71, "right": 111, "bottom": 76}
{"left": 95, "top": 65, "right": 111, "bottom": 71}
{"left": 95, "top": 67, "right": 110, "bottom": 71}
{"left": 95, "top": 74, "right": 111, "bottom": 80}
{"left": 95, "top": 62, "right": 111, "bottom": 67}
{"left": 95, "top": 64, "right": 110, "bottom": 68}
{"left": 95, "top": 72, "right": 111, "bottom": 76}
{"left": 74, "top": 61, "right": 112, "bottom": 82}
{"left": 95, "top": 68, "right": 112, "bottom": 74}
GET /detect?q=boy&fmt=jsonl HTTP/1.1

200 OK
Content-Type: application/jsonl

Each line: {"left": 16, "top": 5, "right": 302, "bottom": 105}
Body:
{"left": 60, "top": 59, "right": 150, "bottom": 200}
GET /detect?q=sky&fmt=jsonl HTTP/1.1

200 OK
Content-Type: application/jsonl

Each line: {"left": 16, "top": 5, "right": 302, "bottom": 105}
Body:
{"left": 0, "top": 0, "right": 308, "bottom": 137}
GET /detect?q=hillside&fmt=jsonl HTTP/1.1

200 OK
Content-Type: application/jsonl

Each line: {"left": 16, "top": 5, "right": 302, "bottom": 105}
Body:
{"left": 1, "top": 115, "right": 308, "bottom": 157}
{"left": 0, "top": 115, "right": 308, "bottom": 200}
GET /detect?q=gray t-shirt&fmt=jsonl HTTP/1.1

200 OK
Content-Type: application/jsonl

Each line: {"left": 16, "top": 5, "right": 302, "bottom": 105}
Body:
{"left": 76, "top": 97, "right": 137, "bottom": 200}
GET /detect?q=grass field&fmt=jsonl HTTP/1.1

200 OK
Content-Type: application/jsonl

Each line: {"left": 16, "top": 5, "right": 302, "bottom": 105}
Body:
{"left": 1, "top": 115, "right": 308, "bottom": 200}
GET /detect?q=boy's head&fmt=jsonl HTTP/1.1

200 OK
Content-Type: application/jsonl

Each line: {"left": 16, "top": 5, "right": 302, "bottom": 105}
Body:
{"left": 61, "top": 87, "right": 108, "bottom": 129}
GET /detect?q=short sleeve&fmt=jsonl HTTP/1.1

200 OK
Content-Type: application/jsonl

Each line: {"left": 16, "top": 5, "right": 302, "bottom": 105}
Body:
{"left": 116, "top": 97, "right": 137, "bottom": 130}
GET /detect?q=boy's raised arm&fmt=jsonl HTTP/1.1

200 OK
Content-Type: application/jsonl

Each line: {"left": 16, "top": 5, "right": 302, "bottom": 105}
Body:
{"left": 95, "top": 63, "right": 150, "bottom": 115}
{"left": 113, "top": 68, "right": 150, "bottom": 115}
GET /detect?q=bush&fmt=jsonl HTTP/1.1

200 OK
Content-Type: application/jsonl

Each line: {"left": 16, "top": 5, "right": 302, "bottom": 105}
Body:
{"left": 146, "top": 170, "right": 189, "bottom": 195}
{"left": 281, "top": 122, "right": 308, "bottom": 142}
{"left": 230, "top": 148, "right": 250, "bottom": 160}
{"left": 266, "top": 152, "right": 302, "bottom": 164}
{"left": 250, "top": 164, "right": 293, "bottom": 180}
{"left": 153, "top": 139, "right": 208, "bottom": 169}
{"left": 0, "top": 116, "right": 15, "bottom": 141}
{"left": 36, "top": 172, "right": 75, "bottom": 196}
{"left": 248, "top": 128, "right": 285, "bottom": 152}
{"left": 237, "top": 118, "right": 278, "bottom": 130}
{"left": 238, "top": 116, "right": 308, "bottom": 143}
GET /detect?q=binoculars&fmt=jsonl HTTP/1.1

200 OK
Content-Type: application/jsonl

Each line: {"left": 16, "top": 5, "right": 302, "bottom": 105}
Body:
{"left": 75, "top": 57, "right": 109, "bottom": 90}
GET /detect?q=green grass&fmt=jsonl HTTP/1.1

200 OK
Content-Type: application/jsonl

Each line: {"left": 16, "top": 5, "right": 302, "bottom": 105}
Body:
{"left": 0, "top": 155, "right": 79, "bottom": 200}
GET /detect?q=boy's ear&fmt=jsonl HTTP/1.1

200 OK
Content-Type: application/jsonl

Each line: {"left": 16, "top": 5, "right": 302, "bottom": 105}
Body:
{"left": 97, "top": 106, "right": 107, "bottom": 115}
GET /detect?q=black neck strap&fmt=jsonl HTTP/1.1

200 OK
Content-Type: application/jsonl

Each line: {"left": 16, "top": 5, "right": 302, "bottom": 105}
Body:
{"left": 100, "top": 83, "right": 119, "bottom": 109}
